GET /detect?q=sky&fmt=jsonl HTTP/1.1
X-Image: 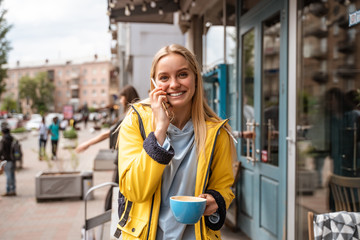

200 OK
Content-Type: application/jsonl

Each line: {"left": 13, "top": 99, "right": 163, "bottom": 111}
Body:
{"left": 3, "top": 0, "right": 111, "bottom": 65}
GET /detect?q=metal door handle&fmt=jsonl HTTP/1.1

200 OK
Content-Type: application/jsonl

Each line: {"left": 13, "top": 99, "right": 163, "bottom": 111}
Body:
{"left": 246, "top": 120, "right": 258, "bottom": 165}
{"left": 267, "top": 119, "right": 272, "bottom": 163}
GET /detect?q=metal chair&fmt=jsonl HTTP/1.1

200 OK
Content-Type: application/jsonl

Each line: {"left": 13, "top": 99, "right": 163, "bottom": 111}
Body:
{"left": 82, "top": 182, "right": 119, "bottom": 240}
{"left": 329, "top": 174, "right": 360, "bottom": 212}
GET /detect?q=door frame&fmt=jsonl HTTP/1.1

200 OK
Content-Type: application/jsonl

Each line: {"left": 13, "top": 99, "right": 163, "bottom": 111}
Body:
{"left": 236, "top": 0, "right": 288, "bottom": 239}
{"left": 287, "top": 0, "right": 297, "bottom": 239}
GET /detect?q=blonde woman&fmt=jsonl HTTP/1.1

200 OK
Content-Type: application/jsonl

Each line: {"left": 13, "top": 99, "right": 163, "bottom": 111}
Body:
{"left": 116, "top": 44, "right": 235, "bottom": 239}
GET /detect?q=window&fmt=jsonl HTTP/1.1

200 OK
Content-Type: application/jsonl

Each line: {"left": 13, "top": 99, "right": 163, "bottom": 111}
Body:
{"left": 83, "top": 79, "right": 87, "bottom": 85}
{"left": 83, "top": 89, "right": 87, "bottom": 95}
{"left": 101, "top": 89, "right": 106, "bottom": 96}
{"left": 92, "top": 89, "right": 97, "bottom": 97}
{"left": 92, "top": 79, "right": 96, "bottom": 85}
{"left": 101, "top": 78, "right": 106, "bottom": 84}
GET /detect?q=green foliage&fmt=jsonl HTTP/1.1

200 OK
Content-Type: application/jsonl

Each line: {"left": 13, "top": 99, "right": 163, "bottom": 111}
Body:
{"left": 11, "top": 127, "right": 26, "bottom": 133}
{"left": 0, "top": 94, "right": 16, "bottom": 111}
{"left": 102, "top": 123, "right": 110, "bottom": 128}
{"left": 18, "top": 72, "right": 55, "bottom": 114}
{"left": 89, "top": 107, "right": 96, "bottom": 113}
{"left": 0, "top": 1, "right": 12, "bottom": 99}
{"left": 69, "top": 149, "right": 79, "bottom": 171}
{"left": 63, "top": 127, "right": 78, "bottom": 139}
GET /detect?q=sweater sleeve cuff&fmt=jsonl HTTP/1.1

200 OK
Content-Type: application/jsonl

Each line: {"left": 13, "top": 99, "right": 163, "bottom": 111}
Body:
{"left": 204, "top": 189, "right": 226, "bottom": 231}
{"left": 143, "top": 132, "right": 174, "bottom": 165}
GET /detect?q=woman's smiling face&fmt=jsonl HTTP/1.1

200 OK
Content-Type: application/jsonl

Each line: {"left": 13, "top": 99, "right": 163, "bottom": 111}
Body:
{"left": 155, "top": 53, "right": 196, "bottom": 114}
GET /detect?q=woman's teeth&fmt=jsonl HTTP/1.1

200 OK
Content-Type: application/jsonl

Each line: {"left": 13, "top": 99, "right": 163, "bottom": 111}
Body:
{"left": 169, "top": 92, "right": 184, "bottom": 97}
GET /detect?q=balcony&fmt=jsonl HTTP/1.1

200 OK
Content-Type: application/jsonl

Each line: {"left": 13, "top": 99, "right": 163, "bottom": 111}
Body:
{"left": 70, "top": 72, "right": 80, "bottom": 79}
{"left": 70, "top": 79, "right": 80, "bottom": 89}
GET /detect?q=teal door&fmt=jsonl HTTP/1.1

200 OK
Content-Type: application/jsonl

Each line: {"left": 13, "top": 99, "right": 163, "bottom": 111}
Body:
{"left": 236, "top": 0, "right": 288, "bottom": 239}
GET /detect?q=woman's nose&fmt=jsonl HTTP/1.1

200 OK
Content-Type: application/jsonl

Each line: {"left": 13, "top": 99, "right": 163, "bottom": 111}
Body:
{"left": 169, "top": 77, "right": 181, "bottom": 88}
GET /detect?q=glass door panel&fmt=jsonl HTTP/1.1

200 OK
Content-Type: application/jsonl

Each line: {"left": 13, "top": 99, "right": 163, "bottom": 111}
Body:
{"left": 261, "top": 13, "right": 281, "bottom": 166}
{"left": 241, "top": 29, "right": 255, "bottom": 157}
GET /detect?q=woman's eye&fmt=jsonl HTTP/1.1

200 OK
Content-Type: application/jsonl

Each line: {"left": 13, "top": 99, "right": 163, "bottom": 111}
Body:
{"left": 159, "top": 76, "right": 168, "bottom": 81}
{"left": 179, "top": 72, "right": 188, "bottom": 78}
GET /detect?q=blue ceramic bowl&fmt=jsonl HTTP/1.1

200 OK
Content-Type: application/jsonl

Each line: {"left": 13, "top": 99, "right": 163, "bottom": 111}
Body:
{"left": 170, "top": 196, "right": 207, "bottom": 224}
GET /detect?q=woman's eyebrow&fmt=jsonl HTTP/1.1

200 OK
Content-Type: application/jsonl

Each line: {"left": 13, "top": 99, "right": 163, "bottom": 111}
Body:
{"left": 157, "top": 67, "right": 189, "bottom": 76}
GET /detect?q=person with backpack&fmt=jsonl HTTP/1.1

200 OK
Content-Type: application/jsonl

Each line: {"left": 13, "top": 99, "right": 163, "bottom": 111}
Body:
{"left": 0, "top": 122, "right": 17, "bottom": 196}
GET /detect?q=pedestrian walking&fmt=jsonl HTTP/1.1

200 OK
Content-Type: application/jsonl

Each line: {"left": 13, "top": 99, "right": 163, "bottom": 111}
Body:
{"left": 48, "top": 116, "right": 60, "bottom": 160}
{"left": 38, "top": 116, "right": 48, "bottom": 160}
{"left": 115, "top": 44, "right": 236, "bottom": 239}
{"left": 82, "top": 103, "right": 89, "bottom": 129}
{"left": 0, "top": 122, "right": 16, "bottom": 196}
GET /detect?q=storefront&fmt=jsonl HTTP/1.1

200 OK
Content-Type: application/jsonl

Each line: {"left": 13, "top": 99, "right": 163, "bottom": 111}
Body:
{"left": 108, "top": 0, "right": 360, "bottom": 239}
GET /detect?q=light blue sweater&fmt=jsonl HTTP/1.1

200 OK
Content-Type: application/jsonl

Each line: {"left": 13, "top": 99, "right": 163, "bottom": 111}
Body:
{"left": 156, "top": 120, "right": 197, "bottom": 240}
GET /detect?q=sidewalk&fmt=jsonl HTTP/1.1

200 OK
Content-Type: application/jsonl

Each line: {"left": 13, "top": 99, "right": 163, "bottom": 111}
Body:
{"left": 0, "top": 122, "right": 248, "bottom": 240}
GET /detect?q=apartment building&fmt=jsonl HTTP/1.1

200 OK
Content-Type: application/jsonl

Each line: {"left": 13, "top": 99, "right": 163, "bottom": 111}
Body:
{"left": 4, "top": 56, "right": 117, "bottom": 114}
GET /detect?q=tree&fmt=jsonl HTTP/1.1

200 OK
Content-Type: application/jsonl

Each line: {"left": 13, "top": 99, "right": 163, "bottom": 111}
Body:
{"left": 0, "top": 94, "right": 16, "bottom": 112}
{"left": 0, "top": 0, "right": 12, "bottom": 99}
{"left": 18, "top": 72, "right": 55, "bottom": 114}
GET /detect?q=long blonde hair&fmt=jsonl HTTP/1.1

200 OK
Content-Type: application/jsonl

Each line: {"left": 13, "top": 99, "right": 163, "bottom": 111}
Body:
{"left": 149, "top": 44, "right": 234, "bottom": 154}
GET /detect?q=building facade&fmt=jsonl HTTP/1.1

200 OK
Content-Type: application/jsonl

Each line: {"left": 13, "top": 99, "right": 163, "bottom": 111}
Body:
{"left": 3, "top": 57, "right": 116, "bottom": 114}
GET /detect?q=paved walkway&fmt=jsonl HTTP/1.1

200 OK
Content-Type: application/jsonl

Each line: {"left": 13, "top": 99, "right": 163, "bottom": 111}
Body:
{"left": 0, "top": 122, "right": 247, "bottom": 240}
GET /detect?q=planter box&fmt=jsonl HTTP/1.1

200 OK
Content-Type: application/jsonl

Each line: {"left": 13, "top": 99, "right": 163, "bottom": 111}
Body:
{"left": 93, "top": 149, "right": 117, "bottom": 171}
{"left": 62, "top": 138, "right": 78, "bottom": 149}
{"left": 35, "top": 171, "right": 93, "bottom": 201}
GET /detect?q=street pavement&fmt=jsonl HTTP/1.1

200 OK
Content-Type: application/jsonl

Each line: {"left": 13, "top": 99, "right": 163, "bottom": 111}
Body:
{"left": 0, "top": 122, "right": 244, "bottom": 240}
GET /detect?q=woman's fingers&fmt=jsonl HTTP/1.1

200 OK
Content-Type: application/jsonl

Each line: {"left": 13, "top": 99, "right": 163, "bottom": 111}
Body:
{"left": 150, "top": 87, "right": 170, "bottom": 142}
{"left": 198, "top": 194, "right": 218, "bottom": 216}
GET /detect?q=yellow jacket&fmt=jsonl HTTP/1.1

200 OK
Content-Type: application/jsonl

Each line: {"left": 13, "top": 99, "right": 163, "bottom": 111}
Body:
{"left": 117, "top": 103, "right": 235, "bottom": 239}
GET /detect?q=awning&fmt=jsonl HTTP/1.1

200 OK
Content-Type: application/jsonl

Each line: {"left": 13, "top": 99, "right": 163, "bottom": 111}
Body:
{"left": 108, "top": 0, "right": 179, "bottom": 24}
{"left": 107, "top": 0, "right": 236, "bottom": 27}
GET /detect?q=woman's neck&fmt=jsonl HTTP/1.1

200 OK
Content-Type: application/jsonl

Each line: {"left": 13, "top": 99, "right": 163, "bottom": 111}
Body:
{"left": 172, "top": 108, "right": 191, "bottom": 130}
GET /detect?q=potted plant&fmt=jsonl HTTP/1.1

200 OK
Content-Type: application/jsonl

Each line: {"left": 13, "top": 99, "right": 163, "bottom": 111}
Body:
{"left": 62, "top": 126, "right": 78, "bottom": 149}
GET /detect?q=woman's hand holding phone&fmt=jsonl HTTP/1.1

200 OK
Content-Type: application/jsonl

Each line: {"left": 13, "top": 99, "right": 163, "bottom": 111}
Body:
{"left": 150, "top": 78, "right": 171, "bottom": 144}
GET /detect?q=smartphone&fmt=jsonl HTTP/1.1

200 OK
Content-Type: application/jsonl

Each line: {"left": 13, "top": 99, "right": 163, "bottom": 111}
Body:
{"left": 151, "top": 78, "right": 173, "bottom": 120}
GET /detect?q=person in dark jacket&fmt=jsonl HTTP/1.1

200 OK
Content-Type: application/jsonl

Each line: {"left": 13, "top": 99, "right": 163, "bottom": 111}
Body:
{"left": 0, "top": 122, "right": 16, "bottom": 196}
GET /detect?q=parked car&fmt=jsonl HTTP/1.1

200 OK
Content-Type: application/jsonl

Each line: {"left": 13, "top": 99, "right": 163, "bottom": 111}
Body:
{"left": 25, "top": 117, "right": 42, "bottom": 131}
{"left": 30, "top": 114, "right": 42, "bottom": 121}
{"left": 7, "top": 118, "right": 23, "bottom": 130}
